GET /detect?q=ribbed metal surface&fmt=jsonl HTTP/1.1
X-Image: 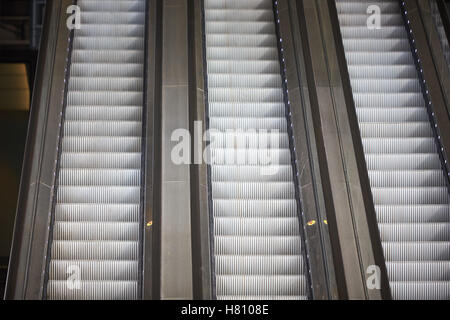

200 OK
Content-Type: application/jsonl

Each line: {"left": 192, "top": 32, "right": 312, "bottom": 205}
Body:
{"left": 336, "top": 0, "right": 450, "bottom": 299}
{"left": 431, "top": 0, "right": 450, "bottom": 72}
{"left": 204, "top": 0, "right": 308, "bottom": 300}
{"left": 46, "top": 0, "right": 145, "bottom": 300}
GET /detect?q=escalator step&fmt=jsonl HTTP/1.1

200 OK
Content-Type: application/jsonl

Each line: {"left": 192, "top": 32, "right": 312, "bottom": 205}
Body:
{"left": 51, "top": 240, "right": 139, "bottom": 260}
{"left": 215, "top": 255, "right": 305, "bottom": 275}
{"left": 376, "top": 205, "right": 450, "bottom": 223}
{"left": 46, "top": 280, "right": 139, "bottom": 300}
{"left": 55, "top": 204, "right": 140, "bottom": 222}
{"left": 215, "top": 275, "right": 308, "bottom": 297}
{"left": 214, "top": 236, "right": 302, "bottom": 255}
{"left": 49, "top": 260, "right": 139, "bottom": 281}
{"left": 212, "top": 199, "right": 297, "bottom": 218}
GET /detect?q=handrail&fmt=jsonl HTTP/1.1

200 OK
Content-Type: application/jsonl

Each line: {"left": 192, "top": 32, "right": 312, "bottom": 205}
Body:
{"left": 272, "top": 0, "right": 314, "bottom": 300}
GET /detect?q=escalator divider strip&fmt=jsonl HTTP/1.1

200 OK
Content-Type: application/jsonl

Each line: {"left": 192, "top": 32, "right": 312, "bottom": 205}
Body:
{"left": 200, "top": 0, "right": 217, "bottom": 301}
{"left": 272, "top": 0, "right": 313, "bottom": 299}
{"left": 42, "top": 0, "right": 78, "bottom": 300}
{"left": 139, "top": 0, "right": 150, "bottom": 301}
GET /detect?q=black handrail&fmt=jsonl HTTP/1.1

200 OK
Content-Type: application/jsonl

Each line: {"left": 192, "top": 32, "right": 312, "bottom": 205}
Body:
{"left": 272, "top": 0, "right": 314, "bottom": 300}
{"left": 199, "top": 0, "right": 217, "bottom": 301}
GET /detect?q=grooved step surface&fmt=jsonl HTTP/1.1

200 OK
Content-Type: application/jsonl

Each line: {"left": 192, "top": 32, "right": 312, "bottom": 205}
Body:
{"left": 205, "top": 0, "right": 308, "bottom": 300}
{"left": 336, "top": 0, "right": 450, "bottom": 300}
{"left": 46, "top": 0, "right": 145, "bottom": 300}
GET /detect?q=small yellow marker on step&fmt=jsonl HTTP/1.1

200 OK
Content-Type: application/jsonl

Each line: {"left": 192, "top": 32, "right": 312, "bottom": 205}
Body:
{"left": 323, "top": 220, "right": 328, "bottom": 225}
{"left": 147, "top": 221, "right": 153, "bottom": 227}
{"left": 307, "top": 220, "right": 316, "bottom": 226}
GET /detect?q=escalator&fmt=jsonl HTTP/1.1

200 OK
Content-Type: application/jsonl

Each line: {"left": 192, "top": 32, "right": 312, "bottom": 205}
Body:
{"left": 11, "top": 0, "right": 450, "bottom": 302}
{"left": 204, "top": 0, "right": 309, "bottom": 300}
{"left": 335, "top": 0, "right": 450, "bottom": 299}
{"left": 46, "top": 0, "right": 146, "bottom": 300}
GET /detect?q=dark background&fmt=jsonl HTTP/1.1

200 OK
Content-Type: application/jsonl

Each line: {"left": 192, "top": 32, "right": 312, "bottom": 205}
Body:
{"left": 0, "top": 0, "right": 46, "bottom": 297}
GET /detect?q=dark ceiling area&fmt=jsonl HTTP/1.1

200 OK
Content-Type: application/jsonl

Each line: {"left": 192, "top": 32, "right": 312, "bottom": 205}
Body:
{"left": 0, "top": 0, "right": 32, "bottom": 46}
{"left": 0, "top": 0, "right": 31, "bottom": 14}
{"left": 0, "top": 0, "right": 43, "bottom": 298}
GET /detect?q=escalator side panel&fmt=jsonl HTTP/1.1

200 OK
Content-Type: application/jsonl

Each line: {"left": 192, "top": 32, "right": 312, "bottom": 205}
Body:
{"left": 5, "top": 0, "right": 73, "bottom": 300}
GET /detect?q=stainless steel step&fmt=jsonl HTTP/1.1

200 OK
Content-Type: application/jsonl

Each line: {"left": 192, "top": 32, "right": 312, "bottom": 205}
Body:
{"left": 205, "top": 9, "right": 274, "bottom": 22}
{"left": 49, "top": 260, "right": 139, "bottom": 281}
{"left": 207, "top": 60, "right": 280, "bottom": 74}
{"left": 338, "top": 13, "right": 403, "bottom": 26}
{"left": 215, "top": 255, "right": 305, "bottom": 275}
{"left": 212, "top": 182, "right": 296, "bottom": 200}
{"left": 76, "top": 24, "right": 144, "bottom": 37}
{"left": 390, "top": 282, "right": 450, "bottom": 300}
{"left": 208, "top": 102, "right": 285, "bottom": 117}
{"left": 359, "top": 123, "right": 433, "bottom": 138}
{"left": 211, "top": 165, "right": 293, "bottom": 182}
{"left": 214, "top": 236, "right": 302, "bottom": 255}
{"left": 59, "top": 169, "right": 140, "bottom": 186}
{"left": 210, "top": 148, "right": 292, "bottom": 166}
{"left": 214, "top": 217, "right": 300, "bottom": 236}
{"left": 51, "top": 240, "right": 139, "bottom": 260}
{"left": 65, "top": 106, "right": 142, "bottom": 121}
{"left": 387, "top": 261, "right": 450, "bottom": 281}
{"left": 80, "top": 12, "right": 144, "bottom": 25}
{"left": 212, "top": 199, "right": 297, "bottom": 218}
{"left": 206, "top": 34, "right": 277, "bottom": 47}
{"left": 46, "top": 281, "right": 139, "bottom": 300}
{"left": 56, "top": 186, "right": 141, "bottom": 204}
{"left": 376, "top": 205, "right": 450, "bottom": 223}
{"left": 55, "top": 204, "right": 140, "bottom": 222}
{"left": 79, "top": 0, "right": 145, "bottom": 12}
{"left": 215, "top": 275, "right": 308, "bottom": 298}
{"left": 368, "top": 170, "right": 445, "bottom": 187}
{"left": 70, "top": 63, "right": 144, "bottom": 77}
{"left": 64, "top": 121, "right": 142, "bottom": 137}
{"left": 60, "top": 153, "right": 141, "bottom": 169}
